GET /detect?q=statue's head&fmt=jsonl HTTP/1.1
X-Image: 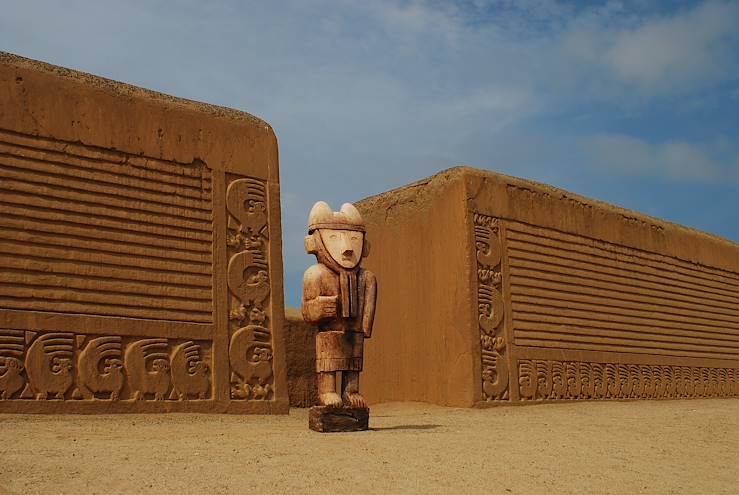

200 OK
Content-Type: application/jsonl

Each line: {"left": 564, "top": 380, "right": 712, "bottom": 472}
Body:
{"left": 305, "top": 201, "right": 369, "bottom": 269}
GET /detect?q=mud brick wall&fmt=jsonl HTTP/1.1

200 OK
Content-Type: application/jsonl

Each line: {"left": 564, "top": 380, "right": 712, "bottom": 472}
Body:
{"left": 284, "top": 308, "right": 318, "bottom": 408}
{"left": 0, "top": 52, "right": 288, "bottom": 413}
{"left": 356, "top": 167, "right": 739, "bottom": 407}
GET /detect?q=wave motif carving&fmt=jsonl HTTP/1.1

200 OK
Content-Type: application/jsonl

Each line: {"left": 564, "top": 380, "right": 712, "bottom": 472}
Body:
{"left": 0, "top": 332, "right": 212, "bottom": 402}
{"left": 226, "top": 177, "right": 274, "bottom": 401}
{"left": 518, "top": 359, "right": 739, "bottom": 400}
{"left": 474, "top": 212, "right": 508, "bottom": 401}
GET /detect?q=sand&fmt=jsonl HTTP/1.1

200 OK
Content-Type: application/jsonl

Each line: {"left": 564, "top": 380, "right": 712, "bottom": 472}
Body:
{"left": 0, "top": 399, "right": 737, "bottom": 494}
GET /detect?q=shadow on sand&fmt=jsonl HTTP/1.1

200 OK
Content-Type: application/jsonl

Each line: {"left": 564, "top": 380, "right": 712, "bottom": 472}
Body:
{"left": 370, "top": 424, "right": 441, "bottom": 431}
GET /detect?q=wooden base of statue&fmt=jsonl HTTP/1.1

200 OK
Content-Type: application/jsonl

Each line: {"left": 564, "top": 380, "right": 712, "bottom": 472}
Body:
{"left": 309, "top": 406, "right": 369, "bottom": 433}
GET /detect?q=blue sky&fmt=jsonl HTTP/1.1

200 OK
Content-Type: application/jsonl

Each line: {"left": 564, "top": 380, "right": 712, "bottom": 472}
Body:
{"left": 2, "top": 0, "right": 737, "bottom": 307}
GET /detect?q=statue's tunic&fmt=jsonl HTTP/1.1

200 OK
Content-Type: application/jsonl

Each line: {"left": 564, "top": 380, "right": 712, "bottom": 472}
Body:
{"left": 302, "top": 264, "right": 376, "bottom": 372}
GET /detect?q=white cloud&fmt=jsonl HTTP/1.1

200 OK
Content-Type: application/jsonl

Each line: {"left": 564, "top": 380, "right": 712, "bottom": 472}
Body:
{"left": 583, "top": 134, "right": 738, "bottom": 183}
{"left": 563, "top": 1, "right": 739, "bottom": 97}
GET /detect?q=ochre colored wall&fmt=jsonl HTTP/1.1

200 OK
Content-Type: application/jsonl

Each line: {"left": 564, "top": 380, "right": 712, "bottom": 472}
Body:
{"left": 284, "top": 308, "right": 318, "bottom": 408}
{"left": 0, "top": 52, "right": 288, "bottom": 413}
{"left": 357, "top": 173, "right": 478, "bottom": 407}
{"left": 356, "top": 167, "right": 739, "bottom": 407}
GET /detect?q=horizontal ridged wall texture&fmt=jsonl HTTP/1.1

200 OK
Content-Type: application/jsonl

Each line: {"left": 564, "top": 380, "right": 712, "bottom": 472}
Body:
{"left": 0, "top": 129, "right": 214, "bottom": 323}
{"left": 357, "top": 167, "right": 739, "bottom": 407}
{"left": 507, "top": 221, "right": 739, "bottom": 361}
{"left": 0, "top": 51, "right": 288, "bottom": 413}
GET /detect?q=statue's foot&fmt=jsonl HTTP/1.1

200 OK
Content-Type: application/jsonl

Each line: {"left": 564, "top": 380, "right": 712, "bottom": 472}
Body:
{"left": 319, "top": 392, "right": 343, "bottom": 408}
{"left": 342, "top": 392, "right": 367, "bottom": 409}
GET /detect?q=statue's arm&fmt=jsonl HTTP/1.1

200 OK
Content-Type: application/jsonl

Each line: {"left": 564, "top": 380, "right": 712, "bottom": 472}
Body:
{"left": 362, "top": 270, "right": 377, "bottom": 338}
{"left": 302, "top": 266, "right": 337, "bottom": 323}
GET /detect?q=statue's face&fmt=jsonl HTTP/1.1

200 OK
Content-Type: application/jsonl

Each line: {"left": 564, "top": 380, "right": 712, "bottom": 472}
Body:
{"left": 320, "top": 228, "right": 363, "bottom": 268}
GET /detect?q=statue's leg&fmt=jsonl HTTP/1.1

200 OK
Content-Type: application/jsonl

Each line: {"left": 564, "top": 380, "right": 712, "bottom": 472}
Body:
{"left": 318, "top": 372, "right": 342, "bottom": 408}
{"left": 341, "top": 371, "right": 367, "bottom": 409}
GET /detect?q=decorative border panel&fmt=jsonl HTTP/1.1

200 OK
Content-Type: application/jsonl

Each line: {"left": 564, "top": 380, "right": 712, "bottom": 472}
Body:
{"left": 0, "top": 329, "right": 211, "bottom": 401}
{"left": 518, "top": 359, "right": 739, "bottom": 400}
{"left": 225, "top": 176, "right": 275, "bottom": 401}
{"left": 0, "top": 129, "right": 283, "bottom": 412}
{"left": 473, "top": 212, "right": 509, "bottom": 401}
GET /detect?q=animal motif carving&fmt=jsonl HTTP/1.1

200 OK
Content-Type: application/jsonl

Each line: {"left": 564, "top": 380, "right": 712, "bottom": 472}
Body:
{"left": 592, "top": 363, "right": 607, "bottom": 399}
{"left": 566, "top": 362, "right": 580, "bottom": 398}
{"left": 24, "top": 333, "right": 75, "bottom": 400}
{"left": 229, "top": 324, "right": 273, "bottom": 399}
{"left": 473, "top": 212, "right": 509, "bottom": 402}
{"left": 579, "top": 362, "right": 594, "bottom": 398}
{"left": 642, "top": 366, "right": 655, "bottom": 398}
{"left": 482, "top": 337, "right": 507, "bottom": 400}
{"left": 474, "top": 218, "right": 502, "bottom": 267}
{"left": 682, "top": 367, "right": 694, "bottom": 396}
{"left": 76, "top": 336, "right": 124, "bottom": 400}
{"left": 0, "top": 358, "right": 24, "bottom": 400}
{"left": 170, "top": 341, "right": 210, "bottom": 400}
{"left": 0, "top": 330, "right": 25, "bottom": 400}
{"left": 124, "top": 339, "right": 170, "bottom": 400}
{"left": 518, "top": 360, "right": 537, "bottom": 400}
{"left": 551, "top": 361, "right": 566, "bottom": 399}
{"left": 605, "top": 364, "right": 620, "bottom": 398}
{"left": 226, "top": 178, "right": 268, "bottom": 235}
{"left": 536, "top": 360, "right": 553, "bottom": 399}
{"left": 515, "top": 359, "right": 739, "bottom": 401}
{"left": 226, "top": 176, "right": 274, "bottom": 402}
{"left": 228, "top": 251, "right": 270, "bottom": 309}
{"left": 693, "top": 368, "right": 704, "bottom": 397}
{"left": 478, "top": 286, "right": 504, "bottom": 336}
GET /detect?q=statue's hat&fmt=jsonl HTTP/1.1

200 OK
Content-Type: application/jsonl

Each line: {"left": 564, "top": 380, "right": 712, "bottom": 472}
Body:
{"left": 307, "top": 201, "right": 365, "bottom": 233}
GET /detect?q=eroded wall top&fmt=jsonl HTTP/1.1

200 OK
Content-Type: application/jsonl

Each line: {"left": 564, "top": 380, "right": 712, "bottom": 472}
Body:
{"left": 0, "top": 52, "right": 278, "bottom": 181}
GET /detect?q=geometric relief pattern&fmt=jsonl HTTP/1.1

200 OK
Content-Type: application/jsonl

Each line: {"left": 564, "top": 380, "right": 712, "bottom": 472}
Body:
{"left": 0, "top": 329, "right": 211, "bottom": 401}
{"left": 473, "top": 212, "right": 509, "bottom": 401}
{"left": 226, "top": 176, "right": 274, "bottom": 401}
{"left": 518, "top": 359, "right": 739, "bottom": 400}
{"left": 0, "top": 129, "right": 214, "bottom": 324}
{"left": 506, "top": 221, "right": 739, "bottom": 362}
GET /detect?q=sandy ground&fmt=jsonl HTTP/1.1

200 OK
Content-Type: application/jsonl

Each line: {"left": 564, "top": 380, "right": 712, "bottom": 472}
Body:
{"left": 0, "top": 399, "right": 737, "bottom": 495}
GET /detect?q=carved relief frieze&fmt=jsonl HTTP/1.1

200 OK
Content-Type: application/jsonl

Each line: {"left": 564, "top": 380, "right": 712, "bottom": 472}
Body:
{"left": 518, "top": 359, "right": 739, "bottom": 400}
{"left": 225, "top": 177, "right": 274, "bottom": 401}
{"left": 473, "top": 212, "right": 508, "bottom": 401}
{"left": 0, "top": 329, "right": 212, "bottom": 402}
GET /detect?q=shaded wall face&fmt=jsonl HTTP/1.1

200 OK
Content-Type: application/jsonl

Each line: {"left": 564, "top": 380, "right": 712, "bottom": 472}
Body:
{"left": 357, "top": 176, "right": 477, "bottom": 407}
{"left": 0, "top": 53, "right": 288, "bottom": 413}
{"left": 284, "top": 309, "right": 318, "bottom": 408}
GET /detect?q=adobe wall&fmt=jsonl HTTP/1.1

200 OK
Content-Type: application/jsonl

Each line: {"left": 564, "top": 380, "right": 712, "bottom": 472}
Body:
{"left": 284, "top": 308, "right": 318, "bottom": 407}
{"left": 356, "top": 167, "right": 739, "bottom": 407}
{"left": 356, "top": 172, "right": 476, "bottom": 406}
{"left": 0, "top": 52, "right": 288, "bottom": 413}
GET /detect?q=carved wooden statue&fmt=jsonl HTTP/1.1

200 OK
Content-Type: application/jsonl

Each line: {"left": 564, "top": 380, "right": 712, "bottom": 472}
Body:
{"left": 302, "top": 201, "right": 377, "bottom": 432}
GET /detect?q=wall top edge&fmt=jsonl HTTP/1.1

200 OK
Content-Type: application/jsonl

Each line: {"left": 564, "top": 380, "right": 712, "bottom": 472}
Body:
{"left": 0, "top": 51, "right": 272, "bottom": 133}
{"left": 358, "top": 166, "right": 738, "bottom": 273}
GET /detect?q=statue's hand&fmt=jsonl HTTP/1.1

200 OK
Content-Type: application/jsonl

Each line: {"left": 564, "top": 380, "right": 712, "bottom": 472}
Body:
{"left": 318, "top": 295, "right": 338, "bottom": 318}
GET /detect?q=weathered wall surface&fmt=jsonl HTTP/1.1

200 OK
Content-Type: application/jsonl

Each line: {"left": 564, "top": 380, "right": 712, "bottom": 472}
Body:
{"left": 284, "top": 308, "right": 318, "bottom": 407}
{"left": 357, "top": 173, "right": 476, "bottom": 407}
{"left": 0, "top": 52, "right": 288, "bottom": 413}
{"left": 357, "top": 167, "right": 739, "bottom": 407}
